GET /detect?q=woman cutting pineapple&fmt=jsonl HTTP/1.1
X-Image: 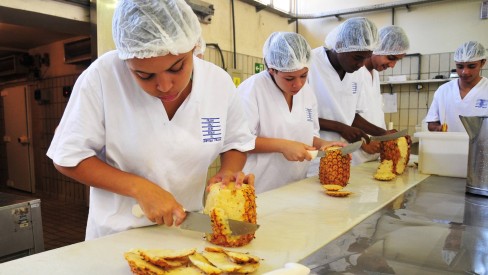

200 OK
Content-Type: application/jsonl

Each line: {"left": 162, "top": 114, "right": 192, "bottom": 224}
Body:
{"left": 237, "top": 32, "right": 345, "bottom": 193}
{"left": 425, "top": 41, "right": 487, "bottom": 132}
{"left": 47, "top": 0, "right": 255, "bottom": 240}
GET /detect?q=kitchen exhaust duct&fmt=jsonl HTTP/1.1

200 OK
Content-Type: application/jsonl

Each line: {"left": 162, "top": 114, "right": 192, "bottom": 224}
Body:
{"left": 0, "top": 54, "right": 32, "bottom": 77}
{"left": 64, "top": 37, "right": 91, "bottom": 64}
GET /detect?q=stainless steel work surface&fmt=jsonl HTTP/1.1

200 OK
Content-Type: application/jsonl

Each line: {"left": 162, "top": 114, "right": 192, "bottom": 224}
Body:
{"left": 300, "top": 176, "right": 488, "bottom": 274}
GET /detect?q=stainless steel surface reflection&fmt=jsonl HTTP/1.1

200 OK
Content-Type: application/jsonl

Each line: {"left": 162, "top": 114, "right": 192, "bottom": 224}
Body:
{"left": 300, "top": 176, "right": 488, "bottom": 274}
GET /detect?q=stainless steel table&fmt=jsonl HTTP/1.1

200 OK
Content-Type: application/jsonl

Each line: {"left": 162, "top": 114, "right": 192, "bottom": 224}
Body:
{"left": 300, "top": 176, "right": 488, "bottom": 274}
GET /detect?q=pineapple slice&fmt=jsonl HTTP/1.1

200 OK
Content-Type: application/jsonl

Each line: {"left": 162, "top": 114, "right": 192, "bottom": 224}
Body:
{"left": 124, "top": 251, "right": 165, "bottom": 275}
{"left": 325, "top": 190, "right": 352, "bottom": 197}
{"left": 189, "top": 253, "right": 223, "bottom": 274}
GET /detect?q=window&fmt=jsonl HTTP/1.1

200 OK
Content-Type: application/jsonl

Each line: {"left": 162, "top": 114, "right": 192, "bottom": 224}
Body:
{"left": 255, "top": 0, "right": 295, "bottom": 14}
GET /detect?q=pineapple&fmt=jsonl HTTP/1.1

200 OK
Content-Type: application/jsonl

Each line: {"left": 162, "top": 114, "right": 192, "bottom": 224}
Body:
{"left": 374, "top": 160, "right": 396, "bottom": 181}
{"left": 374, "top": 136, "right": 410, "bottom": 180}
{"left": 319, "top": 146, "right": 351, "bottom": 186}
{"left": 204, "top": 182, "right": 257, "bottom": 247}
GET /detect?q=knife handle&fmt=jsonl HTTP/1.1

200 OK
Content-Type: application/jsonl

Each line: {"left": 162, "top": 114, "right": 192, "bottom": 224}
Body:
{"left": 132, "top": 204, "right": 145, "bottom": 218}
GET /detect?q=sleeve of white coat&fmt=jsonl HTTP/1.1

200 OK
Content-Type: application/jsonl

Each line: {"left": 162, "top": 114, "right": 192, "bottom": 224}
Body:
{"left": 425, "top": 89, "right": 441, "bottom": 123}
{"left": 222, "top": 84, "right": 256, "bottom": 153}
{"left": 46, "top": 68, "right": 106, "bottom": 167}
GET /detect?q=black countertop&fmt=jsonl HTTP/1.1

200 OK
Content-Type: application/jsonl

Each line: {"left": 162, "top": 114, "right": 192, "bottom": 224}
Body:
{"left": 300, "top": 176, "right": 488, "bottom": 274}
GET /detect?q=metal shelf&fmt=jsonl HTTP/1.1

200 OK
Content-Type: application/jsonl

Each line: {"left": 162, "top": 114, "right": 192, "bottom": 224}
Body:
{"left": 380, "top": 79, "right": 451, "bottom": 85}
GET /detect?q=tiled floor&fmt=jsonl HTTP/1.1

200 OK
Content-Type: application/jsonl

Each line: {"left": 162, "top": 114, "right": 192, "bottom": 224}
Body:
{"left": 0, "top": 186, "right": 88, "bottom": 251}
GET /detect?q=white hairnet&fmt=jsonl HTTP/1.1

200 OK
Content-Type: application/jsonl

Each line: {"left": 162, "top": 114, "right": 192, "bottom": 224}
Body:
{"left": 113, "top": 0, "right": 202, "bottom": 60}
{"left": 325, "top": 17, "right": 378, "bottom": 53}
{"left": 263, "top": 32, "right": 311, "bottom": 72}
{"left": 373, "top": 26, "right": 410, "bottom": 55}
{"left": 454, "top": 41, "right": 486, "bottom": 62}
{"left": 194, "top": 36, "right": 206, "bottom": 57}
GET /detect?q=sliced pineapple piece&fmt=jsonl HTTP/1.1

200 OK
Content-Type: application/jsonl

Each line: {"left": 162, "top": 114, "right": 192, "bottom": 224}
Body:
{"left": 189, "top": 253, "right": 223, "bottom": 275}
{"left": 201, "top": 251, "right": 242, "bottom": 273}
{"left": 124, "top": 251, "right": 165, "bottom": 275}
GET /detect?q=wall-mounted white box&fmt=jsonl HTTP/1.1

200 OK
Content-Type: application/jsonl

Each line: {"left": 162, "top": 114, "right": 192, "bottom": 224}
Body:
{"left": 414, "top": 132, "right": 469, "bottom": 178}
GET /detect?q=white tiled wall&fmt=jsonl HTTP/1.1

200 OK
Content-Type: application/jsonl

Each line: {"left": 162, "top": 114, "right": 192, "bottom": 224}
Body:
{"left": 381, "top": 52, "right": 487, "bottom": 138}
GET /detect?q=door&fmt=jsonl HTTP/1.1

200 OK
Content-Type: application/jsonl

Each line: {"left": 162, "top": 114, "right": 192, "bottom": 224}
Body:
{"left": 1, "top": 86, "right": 35, "bottom": 192}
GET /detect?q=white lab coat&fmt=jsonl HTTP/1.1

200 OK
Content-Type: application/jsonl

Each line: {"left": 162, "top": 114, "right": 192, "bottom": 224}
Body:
{"left": 351, "top": 67, "right": 386, "bottom": 165}
{"left": 238, "top": 71, "right": 320, "bottom": 193}
{"left": 425, "top": 77, "right": 488, "bottom": 132}
{"left": 307, "top": 47, "right": 365, "bottom": 176}
{"left": 47, "top": 51, "right": 255, "bottom": 239}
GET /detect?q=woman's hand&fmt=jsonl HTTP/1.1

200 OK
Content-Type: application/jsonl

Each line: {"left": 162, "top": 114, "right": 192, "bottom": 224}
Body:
{"left": 208, "top": 170, "right": 255, "bottom": 188}
{"left": 134, "top": 180, "right": 186, "bottom": 227}
{"left": 280, "top": 140, "right": 316, "bottom": 161}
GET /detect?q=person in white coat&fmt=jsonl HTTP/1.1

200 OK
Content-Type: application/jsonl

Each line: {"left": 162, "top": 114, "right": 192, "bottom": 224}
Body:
{"left": 308, "top": 17, "right": 386, "bottom": 176}
{"left": 426, "top": 41, "right": 487, "bottom": 132}
{"left": 46, "top": 0, "right": 255, "bottom": 240}
{"left": 352, "top": 26, "right": 410, "bottom": 165}
{"left": 238, "top": 32, "right": 344, "bottom": 193}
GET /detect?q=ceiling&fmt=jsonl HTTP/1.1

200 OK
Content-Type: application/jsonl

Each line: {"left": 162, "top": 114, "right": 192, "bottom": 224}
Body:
{"left": 0, "top": 3, "right": 90, "bottom": 58}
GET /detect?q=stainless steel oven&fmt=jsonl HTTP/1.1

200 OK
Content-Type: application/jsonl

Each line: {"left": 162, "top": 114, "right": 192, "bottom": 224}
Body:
{"left": 0, "top": 192, "right": 44, "bottom": 262}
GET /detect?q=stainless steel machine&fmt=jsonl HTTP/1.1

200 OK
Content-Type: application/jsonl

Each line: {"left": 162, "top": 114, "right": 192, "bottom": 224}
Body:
{"left": 0, "top": 192, "right": 44, "bottom": 262}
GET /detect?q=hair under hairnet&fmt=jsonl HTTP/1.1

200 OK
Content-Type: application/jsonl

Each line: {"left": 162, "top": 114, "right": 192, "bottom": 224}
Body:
{"left": 373, "top": 26, "right": 410, "bottom": 55}
{"left": 263, "top": 32, "right": 311, "bottom": 72}
{"left": 113, "top": 0, "right": 202, "bottom": 60}
{"left": 454, "top": 41, "right": 486, "bottom": 62}
{"left": 194, "top": 36, "right": 206, "bottom": 57}
{"left": 325, "top": 17, "right": 378, "bottom": 53}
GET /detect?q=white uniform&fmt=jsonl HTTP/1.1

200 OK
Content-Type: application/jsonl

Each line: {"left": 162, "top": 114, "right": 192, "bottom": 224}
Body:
{"left": 425, "top": 77, "right": 488, "bottom": 132}
{"left": 238, "top": 71, "right": 320, "bottom": 193}
{"left": 351, "top": 67, "right": 386, "bottom": 165}
{"left": 307, "top": 47, "right": 365, "bottom": 176}
{"left": 47, "top": 51, "right": 255, "bottom": 239}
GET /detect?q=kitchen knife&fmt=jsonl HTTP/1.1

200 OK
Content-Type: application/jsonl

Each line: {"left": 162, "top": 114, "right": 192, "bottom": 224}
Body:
{"left": 181, "top": 211, "right": 259, "bottom": 236}
{"left": 131, "top": 204, "right": 259, "bottom": 236}
{"left": 369, "top": 129, "right": 408, "bottom": 142}
{"left": 313, "top": 140, "right": 363, "bottom": 158}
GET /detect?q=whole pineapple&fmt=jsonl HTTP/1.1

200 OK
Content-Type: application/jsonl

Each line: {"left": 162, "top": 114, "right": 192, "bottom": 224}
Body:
{"left": 374, "top": 136, "right": 410, "bottom": 180}
{"left": 319, "top": 146, "right": 351, "bottom": 186}
{"left": 204, "top": 182, "right": 257, "bottom": 247}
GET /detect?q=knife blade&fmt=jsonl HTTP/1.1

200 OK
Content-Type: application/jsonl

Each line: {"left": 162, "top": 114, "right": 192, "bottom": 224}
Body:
{"left": 180, "top": 212, "right": 259, "bottom": 236}
{"left": 369, "top": 129, "right": 408, "bottom": 142}
{"left": 131, "top": 204, "right": 259, "bottom": 236}
{"left": 314, "top": 140, "right": 363, "bottom": 158}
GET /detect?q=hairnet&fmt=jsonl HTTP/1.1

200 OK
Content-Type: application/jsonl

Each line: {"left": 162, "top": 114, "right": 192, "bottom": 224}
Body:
{"left": 263, "top": 32, "right": 311, "bottom": 72}
{"left": 325, "top": 17, "right": 378, "bottom": 53}
{"left": 454, "top": 41, "right": 486, "bottom": 62}
{"left": 113, "top": 0, "right": 202, "bottom": 60}
{"left": 194, "top": 36, "right": 206, "bottom": 57}
{"left": 373, "top": 26, "right": 410, "bottom": 55}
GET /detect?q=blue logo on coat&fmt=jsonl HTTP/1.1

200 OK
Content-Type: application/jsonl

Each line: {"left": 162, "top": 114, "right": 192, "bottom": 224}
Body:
{"left": 202, "top": 117, "right": 222, "bottom": 142}
{"left": 475, "top": 99, "right": 488, "bottom": 109}
{"left": 305, "top": 108, "right": 313, "bottom": 122}
{"left": 351, "top": 82, "right": 358, "bottom": 94}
